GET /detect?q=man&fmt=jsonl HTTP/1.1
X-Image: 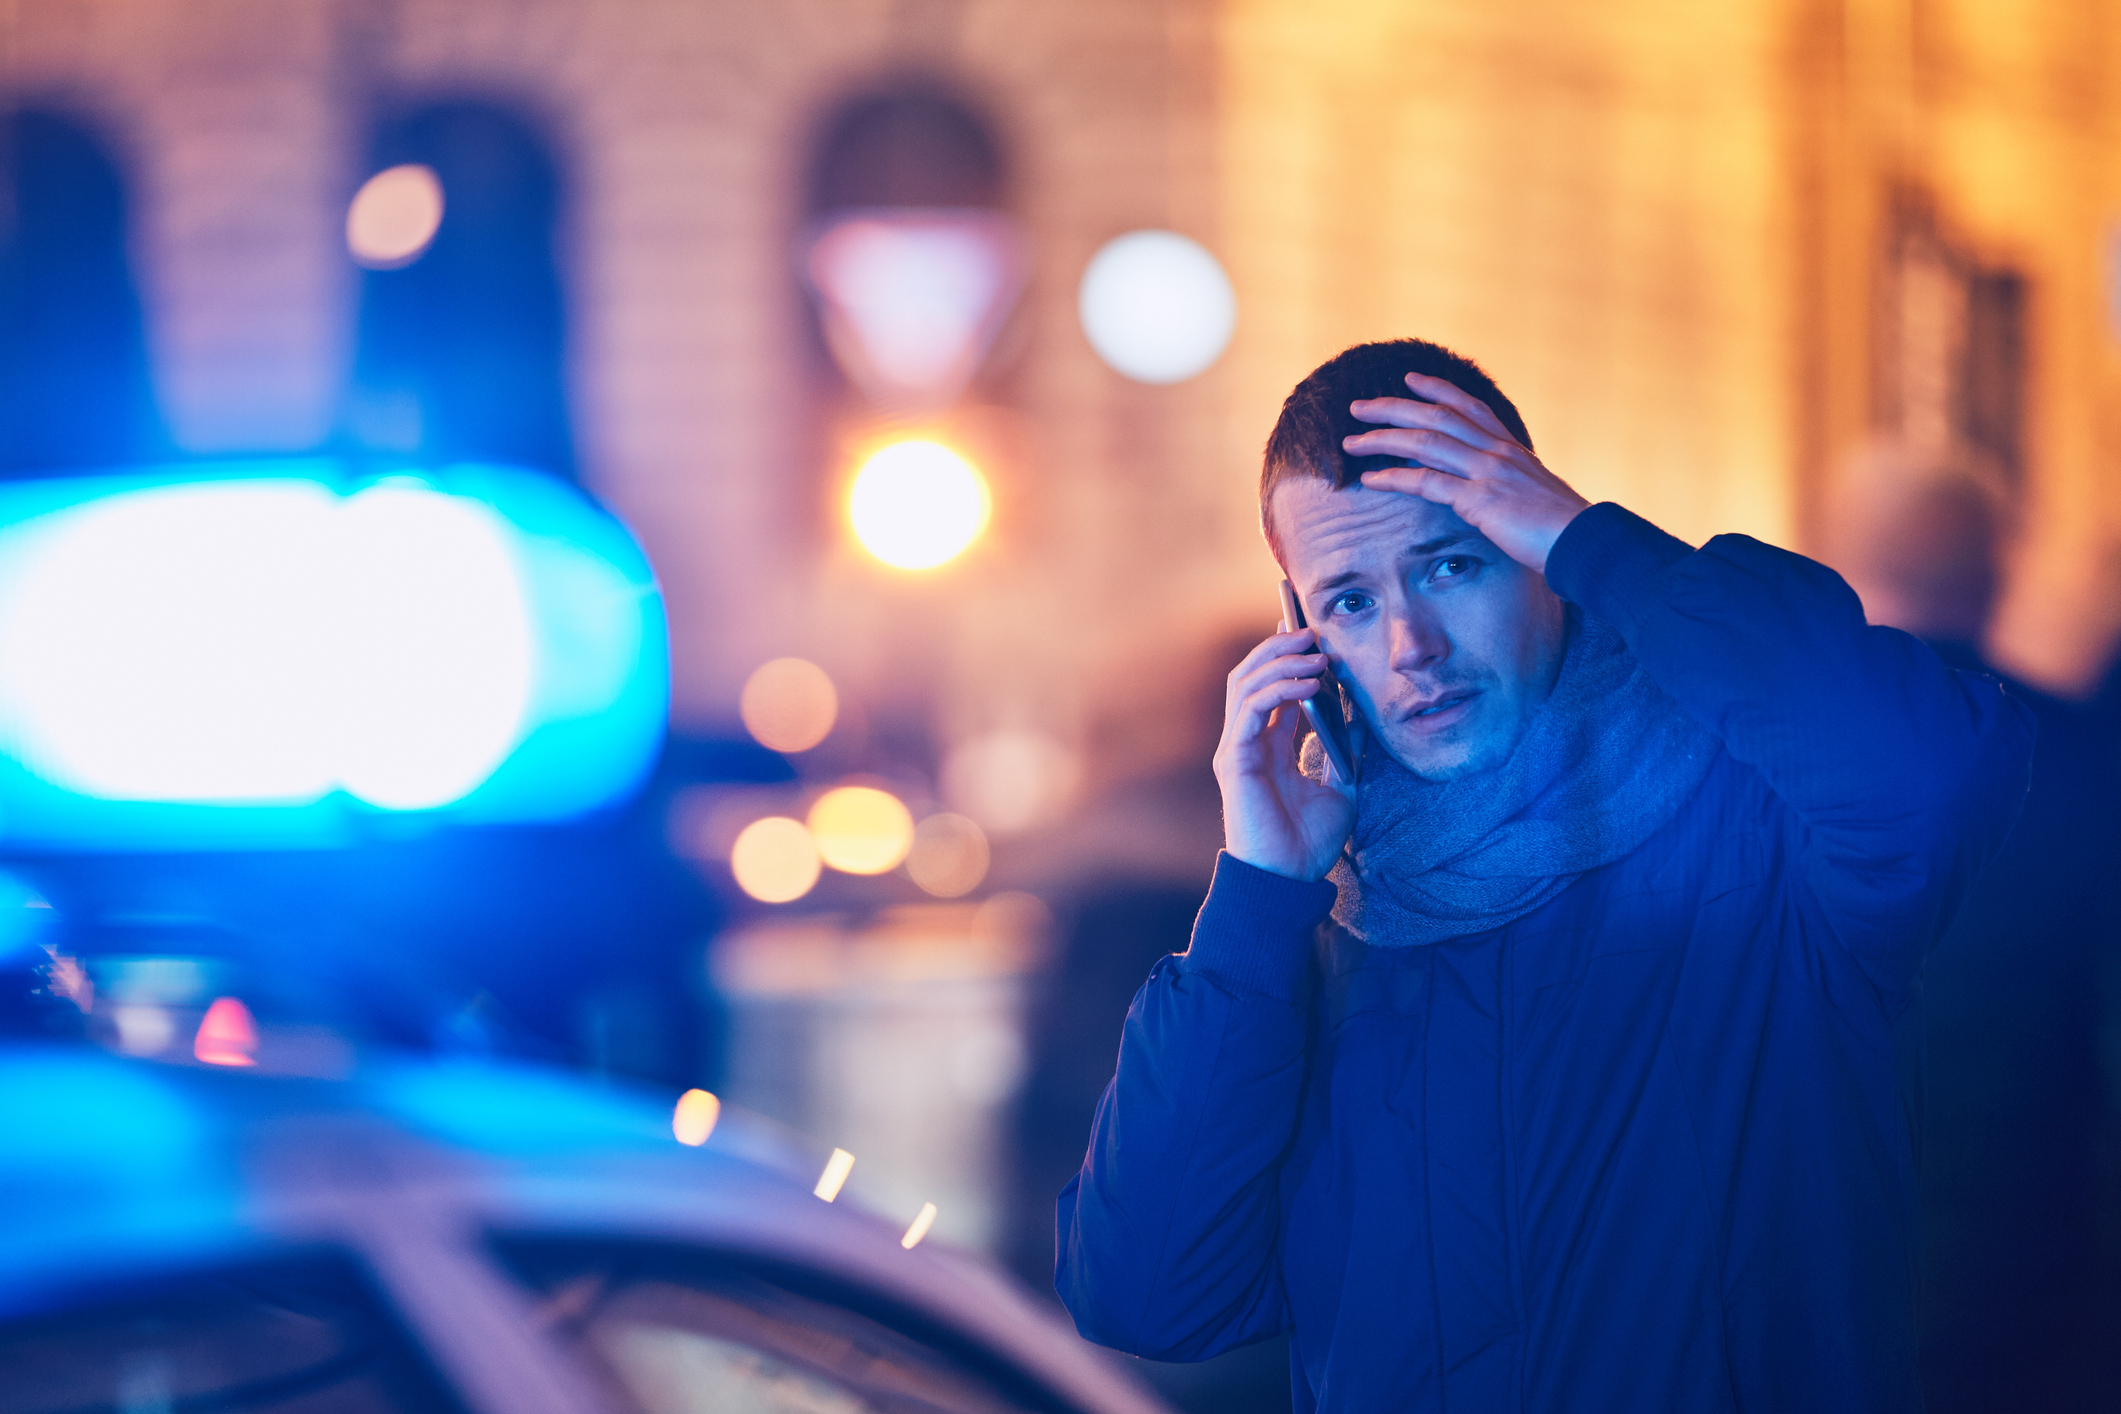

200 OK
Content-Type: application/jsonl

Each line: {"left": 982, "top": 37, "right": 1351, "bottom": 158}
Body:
{"left": 1056, "top": 339, "right": 2035, "bottom": 1412}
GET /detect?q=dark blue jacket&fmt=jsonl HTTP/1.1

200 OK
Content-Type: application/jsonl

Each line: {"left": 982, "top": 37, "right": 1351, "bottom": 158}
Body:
{"left": 1056, "top": 504, "right": 2035, "bottom": 1412}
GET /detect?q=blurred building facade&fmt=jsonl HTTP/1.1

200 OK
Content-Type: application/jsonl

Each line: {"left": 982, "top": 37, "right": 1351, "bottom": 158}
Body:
{"left": 7, "top": 5, "right": 2119, "bottom": 1410}
{"left": 7, "top": 0, "right": 2120, "bottom": 742}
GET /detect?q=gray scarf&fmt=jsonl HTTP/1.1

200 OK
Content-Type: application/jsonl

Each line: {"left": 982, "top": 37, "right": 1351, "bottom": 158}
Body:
{"left": 1315, "top": 614, "right": 1717, "bottom": 948}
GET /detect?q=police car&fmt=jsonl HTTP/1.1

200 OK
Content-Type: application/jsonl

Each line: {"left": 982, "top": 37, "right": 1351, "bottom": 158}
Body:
{"left": 0, "top": 1037, "right": 1166, "bottom": 1414}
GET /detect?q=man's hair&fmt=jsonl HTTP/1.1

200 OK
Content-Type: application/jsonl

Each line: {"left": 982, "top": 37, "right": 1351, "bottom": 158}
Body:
{"left": 1260, "top": 339, "right": 1532, "bottom": 561}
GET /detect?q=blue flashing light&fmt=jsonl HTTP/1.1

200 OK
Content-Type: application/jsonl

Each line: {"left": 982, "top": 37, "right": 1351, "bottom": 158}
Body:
{"left": 365, "top": 1057, "right": 674, "bottom": 1158}
{"left": 0, "top": 461, "right": 668, "bottom": 849}
{"left": 0, "top": 1048, "right": 239, "bottom": 1315}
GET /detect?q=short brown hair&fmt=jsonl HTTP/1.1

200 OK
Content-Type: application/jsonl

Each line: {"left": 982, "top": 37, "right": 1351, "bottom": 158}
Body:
{"left": 1260, "top": 339, "right": 1531, "bottom": 560}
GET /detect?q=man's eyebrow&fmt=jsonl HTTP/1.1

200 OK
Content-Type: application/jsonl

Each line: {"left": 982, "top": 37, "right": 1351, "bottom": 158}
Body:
{"left": 1308, "top": 532, "right": 1484, "bottom": 597}
{"left": 1406, "top": 531, "right": 1482, "bottom": 557}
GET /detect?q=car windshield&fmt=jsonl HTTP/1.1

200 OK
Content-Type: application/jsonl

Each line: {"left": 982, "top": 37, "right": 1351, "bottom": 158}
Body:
{"left": 498, "top": 1239, "right": 1059, "bottom": 1414}
{"left": 0, "top": 1252, "right": 465, "bottom": 1414}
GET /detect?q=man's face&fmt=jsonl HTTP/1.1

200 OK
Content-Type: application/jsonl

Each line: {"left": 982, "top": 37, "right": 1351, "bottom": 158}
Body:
{"left": 1272, "top": 476, "right": 1568, "bottom": 781}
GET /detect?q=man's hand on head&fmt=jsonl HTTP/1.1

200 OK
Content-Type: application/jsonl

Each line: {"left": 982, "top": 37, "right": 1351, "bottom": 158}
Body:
{"left": 1342, "top": 373, "right": 1591, "bottom": 575}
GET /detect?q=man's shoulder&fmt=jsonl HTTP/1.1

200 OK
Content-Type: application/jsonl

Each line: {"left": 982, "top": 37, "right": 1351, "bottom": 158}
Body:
{"left": 1523, "top": 752, "right": 1790, "bottom": 935}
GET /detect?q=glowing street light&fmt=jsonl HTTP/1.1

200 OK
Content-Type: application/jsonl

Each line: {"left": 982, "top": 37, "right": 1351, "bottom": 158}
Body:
{"left": 1079, "top": 230, "right": 1236, "bottom": 384}
{"left": 905, "top": 812, "right": 989, "bottom": 897}
{"left": 729, "top": 816, "right": 821, "bottom": 903}
{"left": 739, "top": 658, "right": 838, "bottom": 753}
{"left": 347, "top": 164, "right": 445, "bottom": 270}
{"left": 807, "top": 786, "right": 914, "bottom": 875}
{"left": 672, "top": 1088, "right": 721, "bottom": 1146}
{"left": 847, "top": 440, "right": 990, "bottom": 571}
{"left": 805, "top": 211, "right": 1026, "bottom": 410}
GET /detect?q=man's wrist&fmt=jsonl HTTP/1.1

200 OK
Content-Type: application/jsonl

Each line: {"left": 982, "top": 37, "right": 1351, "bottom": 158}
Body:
{"left": 1529, "top": 498, "right": 1595, "bottom": 574}
{"left": 1223, "top": 843, "right": 1326, "bottom": 883}
{"left": 1542, "top": 502, "right": 1694, "bottom": 631}
{"left": 1183, "top": 852, "right": 1338, "bottom": 1001}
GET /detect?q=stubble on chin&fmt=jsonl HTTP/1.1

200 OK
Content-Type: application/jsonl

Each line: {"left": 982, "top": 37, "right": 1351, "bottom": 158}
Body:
{"left": 1377, "top": 705, "right": 1521, "bottom": 784}
{"left": 1378, "top": 727, "right": 1476, "bottom": 783}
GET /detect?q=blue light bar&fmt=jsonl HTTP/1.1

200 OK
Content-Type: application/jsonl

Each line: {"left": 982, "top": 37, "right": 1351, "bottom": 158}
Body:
{"left": 0, "top": 461, "right": 668, "bottom": 849}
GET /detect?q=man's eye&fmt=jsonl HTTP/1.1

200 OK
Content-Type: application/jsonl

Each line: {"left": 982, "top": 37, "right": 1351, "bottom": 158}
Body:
{"left": 1329, "top": 592, "right": 1373, "bottom": 616}
{"left": 1431, "top": 556, "right": 1475, "bottom": 582}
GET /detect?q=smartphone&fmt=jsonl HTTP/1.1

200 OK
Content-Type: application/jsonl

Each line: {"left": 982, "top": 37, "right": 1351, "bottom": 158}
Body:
{"left": 1277, "top": 579, "right": 1360, "bottom": 785}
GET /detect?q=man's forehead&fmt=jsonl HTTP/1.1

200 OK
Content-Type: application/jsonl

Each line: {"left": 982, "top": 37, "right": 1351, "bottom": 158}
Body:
{"left": 1272, "top": 477, "right": 1477, "bottom": 583}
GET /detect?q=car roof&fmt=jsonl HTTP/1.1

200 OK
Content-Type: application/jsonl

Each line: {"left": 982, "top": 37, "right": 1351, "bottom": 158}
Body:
{"left": 0, "top": 1043, "right": 1164, "bottom": 1414}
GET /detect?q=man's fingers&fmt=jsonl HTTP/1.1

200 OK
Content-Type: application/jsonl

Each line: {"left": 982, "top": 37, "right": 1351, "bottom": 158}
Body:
{"left": 1228, "top": 676, "right": 1321, "bottom": 747}
{"left": 1228, "top": 659, "right": 1328, "bottom": 734}
{"left": 1346, "top": 396, "right": 1512, "bottom": 456}
{"left": 1229, "top": 627, "right": 1316, "bottom": 677}
{"left": 1233, "top": 650, "right": 1329, "bottom": 698}
{"left": 1355, "top": 464, "right": 1471, "bottom": 512}
{"left": 1341, "top": 426, "right": 1498, "bottom": 479}
{"left": 1225, "top": 628, "right": 1317, "bottom": 708}
{"left": 1400, "top": 373, "right": 1516, "bottom": 442}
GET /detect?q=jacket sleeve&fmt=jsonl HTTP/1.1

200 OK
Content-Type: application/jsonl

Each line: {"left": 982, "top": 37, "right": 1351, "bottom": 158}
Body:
{"left": 1543, "top": 502, "right": 2037, "bottom": 1004}
{"left": 1054, "top": 851, "right": 1334, "bottom": 1359}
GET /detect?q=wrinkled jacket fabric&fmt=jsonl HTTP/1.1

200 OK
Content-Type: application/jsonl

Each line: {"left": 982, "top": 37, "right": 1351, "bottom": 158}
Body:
{"left": 1056, "top": 504, "right": 2036, "bottom": 1413}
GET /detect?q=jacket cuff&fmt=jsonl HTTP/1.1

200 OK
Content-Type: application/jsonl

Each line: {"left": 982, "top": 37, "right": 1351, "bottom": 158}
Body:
{"left": 1181, "top": 852, "right": 1337, "bottom": 1001}
{"left": 1543, "top": 502, "right": 1694, "bottom": 635}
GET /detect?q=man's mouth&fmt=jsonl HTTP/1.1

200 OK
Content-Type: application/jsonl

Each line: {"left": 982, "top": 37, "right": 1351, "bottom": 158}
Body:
{"left": 1402, "top": 691, "right": 1477, "bottom": 729}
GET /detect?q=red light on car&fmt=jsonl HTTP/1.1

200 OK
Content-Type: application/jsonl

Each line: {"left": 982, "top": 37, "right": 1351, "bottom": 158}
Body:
{"left": 194, "top": 997, "right": 258, "bottom": 1067}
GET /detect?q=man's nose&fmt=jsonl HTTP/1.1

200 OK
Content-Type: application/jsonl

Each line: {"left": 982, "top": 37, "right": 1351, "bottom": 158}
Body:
{"left": 1387, "top": 602, "right": 1451, "bottom": 674}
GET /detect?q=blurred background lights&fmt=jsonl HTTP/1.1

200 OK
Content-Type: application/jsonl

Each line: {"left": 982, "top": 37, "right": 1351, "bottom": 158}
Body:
{"left": 941, "top": 729, "right": 1082, "bottom": 836}
{"left": 814, "top": 1147, "right": 855, "bottom": 1202}
{"left": 806, "top": 786, "right": 914, "bottom": 875}
{"left": 806, "top": 212, "right": 1025, "bottom": 408}
{"left": 0, "top": 465, "right": 667, "bottom": 844}
{"left": 1078, "top": 229, "right": 1236, "bottom": 384}
{"left": 111, "top": 1005, "right": 174, "bottom": 1058}
{"left": 0, "top": 872, "right": 52, "bottom": 953}
{"left": 0, "top": 479, "right": 527, "bottom": 809}
{"left": 671, "top": 1088, "right": 721, "bottom": 1146}
{"left": 193, "top": 996, "right": 257, "bottom": 1067}
{"left": 728, "top": 816, "right": 821, "bottom": 903}
{"left": 904, "top": 812, "right": 990, "bottom": 898}
{"left": 739, "top": 657, "right": 838, "bottom": 753}
{"left": 347, "top": 163, "right": 445, "bottom": 269}
{"left": 847, "top": 439, "right": 991, "bottom": 571}
{"left": 901, "top": 1202, "right": 938, "bottom": 1250}
{"left": 328, "top": 483, "right": 533, "bottom": 809}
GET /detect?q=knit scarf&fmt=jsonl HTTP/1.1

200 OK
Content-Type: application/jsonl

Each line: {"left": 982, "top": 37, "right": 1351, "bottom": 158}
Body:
{"left": 1315, "top": 613, "right": 1717, "bottom": 948}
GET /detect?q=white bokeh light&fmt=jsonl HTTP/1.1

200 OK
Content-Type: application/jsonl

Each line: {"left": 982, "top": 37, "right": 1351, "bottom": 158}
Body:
{"left": 347, "top": 164, "right": 445, "bottom": 270}
{"left": 847, "top": 440, "right": 992, "bottom": 571}
{"left": 940, "top": 728, "right": 1081, "bottom": 835}
{"left": 728, "top": 816, "right": 822, "bottom": 904}
{"left": 1078, "top": 230, "right": 1236, "bottom": 384}
{"left": 807, "top": 213, "right": 1025, "bottom": 408}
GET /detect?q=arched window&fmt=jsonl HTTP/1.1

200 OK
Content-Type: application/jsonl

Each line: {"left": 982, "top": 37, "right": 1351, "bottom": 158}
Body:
{"left": 806, "top": 84, "right": 1007, "bottom": 213}
{"left": 0, "top": 108, "right": 162, "bottom": 476}
{"left": 800, "top": 81, "right": 1022, "bottom": 412}
{"left": 345, "top": 102, "right": 574, "bottom": 478}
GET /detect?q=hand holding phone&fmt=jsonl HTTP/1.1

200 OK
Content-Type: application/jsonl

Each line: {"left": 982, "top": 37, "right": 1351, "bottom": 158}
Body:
{"left": 1277, "top": 579, "right": 1361, "bottom": 786}
{"left": 1212, "top": 592, "right": 1360, "bottom": 881}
